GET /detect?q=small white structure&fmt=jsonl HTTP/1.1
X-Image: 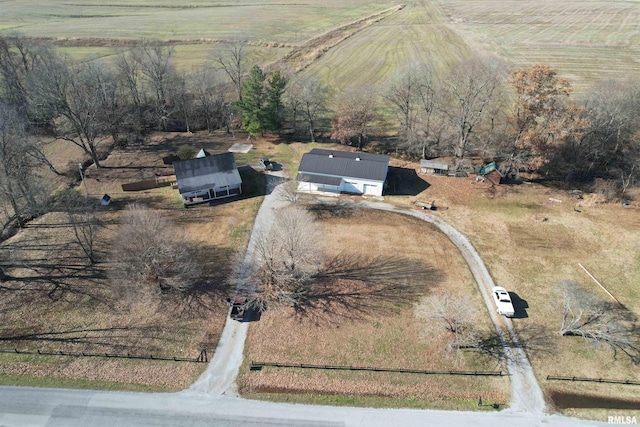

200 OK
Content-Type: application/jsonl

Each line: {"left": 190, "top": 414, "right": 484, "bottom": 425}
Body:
{"left": 297, "top": 149, "right": 389, "bottom": 196}
{"left": 173, "top": 152, "right": 242, "bottom": 206}
{"left": 420, "top": 160, "right": 450, "bottom": 175}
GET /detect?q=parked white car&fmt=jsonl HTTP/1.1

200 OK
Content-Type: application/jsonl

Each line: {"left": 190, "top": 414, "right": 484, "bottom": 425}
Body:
{"left": 491, "top": 286, "right": 515, "bottom": 317}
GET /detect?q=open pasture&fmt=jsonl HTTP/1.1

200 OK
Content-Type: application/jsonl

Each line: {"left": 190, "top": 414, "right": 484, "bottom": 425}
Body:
{"left": 0, "top": 0, "right": 397, "bottom": 43}
{"left": 2, "top": 0, "right": 638, "bottom": 91}
{"left": 299, "top": 1, "right": 476, "bottom": 92}
{"left": 440, "top": 0, "right": 640, "bottom": 91}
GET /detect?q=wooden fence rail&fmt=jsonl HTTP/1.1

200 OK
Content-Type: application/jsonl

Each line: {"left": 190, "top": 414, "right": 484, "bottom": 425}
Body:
{"left": 250, "top": 361, "right": 504, "bottom": 376}
{"left": 0, "top": 347, "right": 207, "bottom": 363}
{"left": 547, "top": 375, "right": 640, "bottom": 386}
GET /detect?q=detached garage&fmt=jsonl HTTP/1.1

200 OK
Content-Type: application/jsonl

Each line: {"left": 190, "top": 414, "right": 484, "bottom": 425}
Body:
{"left": 296, "top": 149, "right": 389, "bottom": 196}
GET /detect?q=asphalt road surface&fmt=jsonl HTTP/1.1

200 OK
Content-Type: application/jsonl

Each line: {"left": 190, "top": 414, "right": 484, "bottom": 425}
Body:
{"left": 0, "top": 386, "right": 608, "bottom": 427}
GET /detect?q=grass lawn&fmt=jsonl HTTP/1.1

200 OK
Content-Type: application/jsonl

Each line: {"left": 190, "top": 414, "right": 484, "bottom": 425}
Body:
{"left": 408, "top": 174, "right": 640, "bottom": 419}
{"left": 240, "top": 208, "right": 509, "bottom": 410}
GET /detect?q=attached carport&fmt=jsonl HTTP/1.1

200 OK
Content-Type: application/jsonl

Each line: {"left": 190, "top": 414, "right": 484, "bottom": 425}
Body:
{"left": 296, "top": 172, "right": 342, "bottom": 194}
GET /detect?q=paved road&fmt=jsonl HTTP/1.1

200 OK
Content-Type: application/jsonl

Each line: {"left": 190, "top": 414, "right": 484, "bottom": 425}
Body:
{"left": 0, "top": 386, "right": 608, "bottom": 427}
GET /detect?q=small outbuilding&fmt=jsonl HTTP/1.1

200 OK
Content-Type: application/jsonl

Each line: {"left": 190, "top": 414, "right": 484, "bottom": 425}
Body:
{"left": 474, "top": 161, "right": 503, "bottom": 185}
{"left": 297, "top": 149, "right": 389, "bottom": 196}
{"left": 173, "top": 152, "right": 242, "bottom": 206}
{"left": 420, "top": 160, "right": 450, "bottom": 175}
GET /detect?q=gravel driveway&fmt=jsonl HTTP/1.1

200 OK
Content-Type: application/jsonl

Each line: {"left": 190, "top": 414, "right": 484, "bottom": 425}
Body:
{"left": 190, "top": 173, "right": 288, "bottom": 395}
{"left": 191, "top": 181, "right": 546, "bottom": 415}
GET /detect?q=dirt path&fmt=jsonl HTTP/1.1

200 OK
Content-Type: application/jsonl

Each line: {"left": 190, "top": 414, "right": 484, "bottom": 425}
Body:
{"left": 361, "top": 201, "right": 547, "bottom": 415}
{"left": 189, "top": 173, "right": 288, "bottom": 396}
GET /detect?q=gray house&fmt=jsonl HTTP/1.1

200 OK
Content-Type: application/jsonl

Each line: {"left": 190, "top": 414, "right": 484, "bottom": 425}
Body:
{"left": 297, "top": 148, "right": 389, "bottom": 196}
{"left": 173, "top": 152, "right": 242, "bottom": 206}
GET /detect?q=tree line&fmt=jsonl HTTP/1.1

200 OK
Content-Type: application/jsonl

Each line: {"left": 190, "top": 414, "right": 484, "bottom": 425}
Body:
{"left": 1, "top": 36, "right": 639, "bottom": 231}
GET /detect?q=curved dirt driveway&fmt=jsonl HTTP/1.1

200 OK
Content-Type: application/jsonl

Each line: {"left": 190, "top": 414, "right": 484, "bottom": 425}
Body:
{"left": 361, "top": 201, "right": 546, "bottom": 415}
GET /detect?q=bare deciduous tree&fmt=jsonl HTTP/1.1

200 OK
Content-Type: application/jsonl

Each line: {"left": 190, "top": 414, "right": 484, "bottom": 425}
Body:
{"left": 212, "top": 40, "right": 249, "bottom": 102}
{"left": 556, "top": 280, "right": 639, "bottom": 362}
{"left": 331, "top": 86, "right": 379, "bottom": 150}
{"left": 415, "top": 292, "right": 481, "bottom": 362}
{"left": 0, "top": 103, "right": 51, "bottom": 228}
{"left": 111, "top": 204, "right": 201, "bottom": 295}
{"left": 278, "top": 177, "right": 303, "bottom": 204}
{"left": 232, "top": 206, "right": 322, "bottom": 310}
{"left": 438, "top": 56, "right": 506, "bottom": 169}
{"left": 582, "top": 78, "right": 640, "bottom": 192}
{"left": 385, "top": 63, "right": 440, "bottom": 158}
{"left": 115, "top": 47, "right": 147, "bottom": 136}
{"left": 192, "top": 66, "right": 230, "bottom": 134}
{"left": 56, "top": 189, "right": 99, "bottom": 264}
{"left": 29, "top": 58, "right": 112, "bottom": 167}
{"left": 286, "top": 76, "right": 330, "bottom": 142}
{"left": 137, "top": 43, "right": 178, "bottom": 131}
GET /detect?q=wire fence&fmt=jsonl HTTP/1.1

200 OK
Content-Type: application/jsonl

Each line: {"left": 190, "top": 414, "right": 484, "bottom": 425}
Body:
{"left": 547, "top": 375, "right": 640, "bottom": 386}
{"left": 0, "top": 347, "right": 208, "bottom": 363}
{"left": 250, "top": 361, "right": 505, "bottom": 376}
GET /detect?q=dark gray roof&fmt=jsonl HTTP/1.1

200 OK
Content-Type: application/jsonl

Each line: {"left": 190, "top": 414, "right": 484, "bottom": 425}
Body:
{"left": 298, "top": 148, "right": 389, "bottom": 182}
{"left": 173, "top": 152, "right": 242, "bottom": 194}
{"left": 296, "top": 172, "right": 342, "bottom": 187}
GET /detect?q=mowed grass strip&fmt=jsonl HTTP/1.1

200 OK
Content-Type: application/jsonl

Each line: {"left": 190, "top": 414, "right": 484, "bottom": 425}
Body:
{"left": 241, "top": 208, "right": 508, "bottom": 408}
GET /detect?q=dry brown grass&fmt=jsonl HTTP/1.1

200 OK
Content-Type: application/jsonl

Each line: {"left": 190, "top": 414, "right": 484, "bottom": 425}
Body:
{"left": 241, "top": 209, "right": 509, "bottom": 407}
{"left": 406, "top": 172, "right": 640, "bottom": 417}
{"left": 0, "top": 131, "right": 263, "bottom": 390}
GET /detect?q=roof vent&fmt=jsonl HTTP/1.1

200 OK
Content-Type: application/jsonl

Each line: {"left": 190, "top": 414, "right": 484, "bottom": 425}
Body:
{"left": 329, "top": 153, "right": 333, "bottom": 158}
{"left": 355, "top": 156, "right": 361, "bottom": 161}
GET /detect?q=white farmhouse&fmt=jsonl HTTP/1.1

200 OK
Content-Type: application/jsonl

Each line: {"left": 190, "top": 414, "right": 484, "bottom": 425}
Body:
{"left": 296, "top": 148, "right": 389, "bottom": 196}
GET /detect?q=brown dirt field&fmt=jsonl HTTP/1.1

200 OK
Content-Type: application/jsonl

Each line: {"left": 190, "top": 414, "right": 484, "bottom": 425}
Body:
{"left": 240, "top": 208, "right": 508, "bottom": 408}
{"left": 0, "top": 131, "right": 264, "bottom": 390}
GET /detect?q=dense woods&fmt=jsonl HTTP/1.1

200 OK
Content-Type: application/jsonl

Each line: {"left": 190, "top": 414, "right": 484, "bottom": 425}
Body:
{"left": 0, "top": 35, "right": 639, "bottom": 232}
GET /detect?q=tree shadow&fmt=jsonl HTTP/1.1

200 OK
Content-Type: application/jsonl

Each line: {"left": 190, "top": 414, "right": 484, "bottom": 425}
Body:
{"left": 305, "top": 199, "right": 361, "bottom": 220}
{"left": 0, "top": 322, "right": 195, "bottom": 354}
{"left": 473, "top": 323, "right": 555, "bottom": 363}
{"left": 158, "top": 244, "right": 235, "bottom": 317}
{"left": 290, "top": 253, "right": 443, "bottom": 324}
{"left": 385, "top": 166, "right": 430, "bottom": 196}
{"left": 509, "top": 292, "right": 529, "bottom": 319}
{"left": 265, "top": 174, "right": 288, "bottom": 195}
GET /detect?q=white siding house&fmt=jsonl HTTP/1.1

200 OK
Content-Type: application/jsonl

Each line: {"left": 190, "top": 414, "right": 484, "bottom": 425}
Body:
{"left": 173, "top": 152, "right": 242, "bottom": 206}
{"left": 296, "top": 149, "right": 389, "bottom": 196}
